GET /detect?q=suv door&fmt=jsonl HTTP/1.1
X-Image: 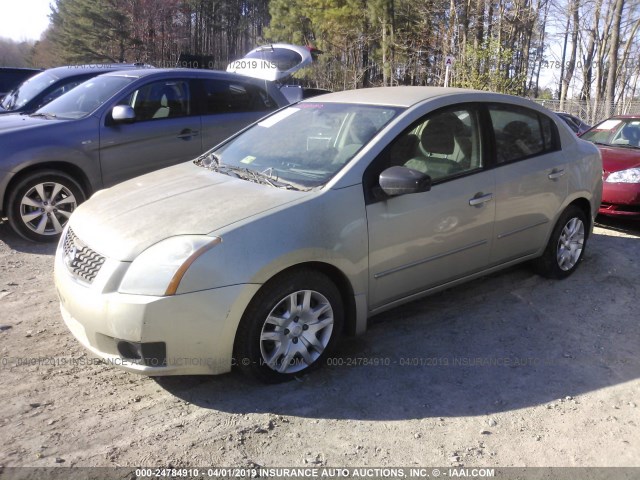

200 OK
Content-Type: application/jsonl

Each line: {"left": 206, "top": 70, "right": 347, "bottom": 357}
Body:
{"left": 365, "top": 105, "right": 496, "bottom": 309}
{"left": 488, "top": 104, "right": 567, "bottom": 265}
{"left": 99, "top": 78, "right": 201, "bottom": 187}
{"left": 198, "top": 78, "right": 279, "bottom": 151}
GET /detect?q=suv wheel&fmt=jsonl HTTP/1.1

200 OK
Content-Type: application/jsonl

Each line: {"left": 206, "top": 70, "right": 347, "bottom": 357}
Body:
{"left": 7, "top": 170, "right": 85, "bottom": 242}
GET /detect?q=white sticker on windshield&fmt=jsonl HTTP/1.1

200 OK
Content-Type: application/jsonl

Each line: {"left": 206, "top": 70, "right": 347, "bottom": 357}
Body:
{"left": 596, "top": 119, "right": 622, "bottom": 130}
{"left": 258, "top": 107, "right": 299, "bottom": 128}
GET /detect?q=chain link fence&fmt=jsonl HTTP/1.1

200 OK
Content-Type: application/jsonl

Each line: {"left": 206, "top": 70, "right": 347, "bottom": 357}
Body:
{"left": 533, "top": 99, "right": 640, "bottom": 126}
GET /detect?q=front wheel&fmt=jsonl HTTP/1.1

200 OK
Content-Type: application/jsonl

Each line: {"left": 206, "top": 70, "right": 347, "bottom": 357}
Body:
{"left": 233, "top": 270, "right": 343, "bottom": 383}
{"left": 533, "top": 205, "right": 588, "bottom": 279}
{"left": 7, "top": 170, "right": 85, "bottom": 242}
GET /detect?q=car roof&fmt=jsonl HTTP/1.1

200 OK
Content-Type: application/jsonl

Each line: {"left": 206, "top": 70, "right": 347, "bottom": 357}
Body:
{"left": 0, "top": 67, "right": 42, "bottom": 73}
{"left": 304, "top": 86, "right": 525, "bottom": 108}
{"left": 101, "top": 67, "right": 275, "bottom": 83}
{"left": 40, "top": 64, "right": 151, "bottom": 80}
{"left": 607, "top": 115, "right": 640, "bottom": 119}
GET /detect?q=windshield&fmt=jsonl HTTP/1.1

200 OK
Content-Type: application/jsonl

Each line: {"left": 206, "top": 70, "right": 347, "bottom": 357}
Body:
{"left": 35, "top": 75, "right": 136, "bottom": 120}
{"left": 581, "top": 118, "right": 640, "bottom": 148}
{"left": 203, "top": 103, "right": 403, "bottom": 189}
{"left": 0, "top": 70, "right": 59, "bottom": 110}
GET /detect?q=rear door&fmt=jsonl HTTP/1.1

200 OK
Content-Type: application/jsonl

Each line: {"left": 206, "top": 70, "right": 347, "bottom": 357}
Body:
{"left": 198, "top": 78, "right": 280, "bottom": 151}
{"left": 99, "top": 78, "right": 201, "bottom": 186}
{"left": 488, "top": 104, "right": 567, "bottom": 265}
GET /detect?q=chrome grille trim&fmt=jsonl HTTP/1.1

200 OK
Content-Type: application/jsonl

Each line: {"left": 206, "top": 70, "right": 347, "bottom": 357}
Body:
{"left": 62, "top": 228, "right": 105, "bottom": 284}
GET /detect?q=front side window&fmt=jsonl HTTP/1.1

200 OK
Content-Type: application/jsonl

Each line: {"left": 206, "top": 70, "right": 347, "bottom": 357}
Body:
{"left": 373, "top": 106, "right": 483, "bottom": 185}
{"left": 204, "top": 102, "right": 402, "bottom": 189}
{"left": 119, "top": 80, "right": 191, "bottom": 121}
{"left": 489, "top": 105, "right": 558, "bottom": 163}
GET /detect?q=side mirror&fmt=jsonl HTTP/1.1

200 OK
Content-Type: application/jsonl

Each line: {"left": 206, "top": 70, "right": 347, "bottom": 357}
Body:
{"left": 112, "top": 105, "right": 135, "bottom": 123}
{"left": 378, "top": 166, "right": 431, "bottom": 197}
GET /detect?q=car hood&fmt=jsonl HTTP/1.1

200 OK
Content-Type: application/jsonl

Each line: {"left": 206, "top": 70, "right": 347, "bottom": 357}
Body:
{"left": 597, "top": 145, "right": 640, "bottom": 173}
{"left": 0, "top": 113, "right": 58, "bottom": 132}
{"left": 69, "top": 162, "right": 310, "bottom": 261}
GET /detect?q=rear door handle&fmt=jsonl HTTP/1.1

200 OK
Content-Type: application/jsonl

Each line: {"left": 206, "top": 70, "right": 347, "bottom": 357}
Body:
{"left": 548, "top": 168, "right": 565, "bottom": 180}
{"left": 469, "top": 192, "right": 493, "bottom": 207}
{"left": 177, "top": 129, "right": 199, "bottom": 140}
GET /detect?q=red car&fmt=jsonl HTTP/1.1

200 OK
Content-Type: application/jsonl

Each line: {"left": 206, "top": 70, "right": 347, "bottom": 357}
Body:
{"left": 581, "top": 116, "right": 640, "bottom": 216}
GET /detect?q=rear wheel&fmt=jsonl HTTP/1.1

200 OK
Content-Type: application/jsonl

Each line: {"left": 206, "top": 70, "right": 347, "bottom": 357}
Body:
{"left": 7, "top": 170, "right": 85, "bottom": 242}
{"left": 233, "top": 270, "right": 343, "bottom": 383}
{"left": 533, "top": 205, "right": 588, "bottom": 279}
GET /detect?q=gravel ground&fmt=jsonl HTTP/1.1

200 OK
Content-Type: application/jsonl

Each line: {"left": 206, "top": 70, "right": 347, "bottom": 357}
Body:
{"left": 0, "top": 216, "right": 638, "bottom": 469}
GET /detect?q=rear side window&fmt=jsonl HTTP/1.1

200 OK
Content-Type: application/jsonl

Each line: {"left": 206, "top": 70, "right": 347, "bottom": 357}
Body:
{"left": 202, "top": 79, "right": 276, "bottom": 114}
{"left": 489, "top": 105, "right": 559, "bottom": 163}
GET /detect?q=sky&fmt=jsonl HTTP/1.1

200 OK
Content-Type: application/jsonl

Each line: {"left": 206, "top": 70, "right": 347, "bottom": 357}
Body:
{"left": 0, "top": 0, "right": 52, "bottom": 42}
{"left": 0, "top": 0, "right": 562, "bottom": 91}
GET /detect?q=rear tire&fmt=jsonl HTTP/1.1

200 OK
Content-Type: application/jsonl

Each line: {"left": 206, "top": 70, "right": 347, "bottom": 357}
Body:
{"left": 7, "top": 170, "right": 85, "bottom": 243}
{"left": 233, "top": 269, "right": 343, "bottom": 383}
{"left": 533, "top": 205, "right": 588, "bottom": 279}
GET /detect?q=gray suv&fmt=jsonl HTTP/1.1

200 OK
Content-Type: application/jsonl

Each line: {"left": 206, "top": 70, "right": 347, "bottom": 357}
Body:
{"left": 0, "top": 68, "right": 290, "bottom": 242}
{"left": 0, "top": 64, "right": 149, "bottom": 115}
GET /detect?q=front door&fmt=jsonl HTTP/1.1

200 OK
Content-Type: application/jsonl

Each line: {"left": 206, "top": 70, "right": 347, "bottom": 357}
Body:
{"left": 99, "top": 79, "right": 202, "bottom": 187}
{"left": 365, "top": 105, "right": 496, "bottom": 309}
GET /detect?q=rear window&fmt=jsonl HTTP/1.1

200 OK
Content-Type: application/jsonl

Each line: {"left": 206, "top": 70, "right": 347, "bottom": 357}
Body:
{"left": 244, "top": 48, "right": 303, "bottom": 71}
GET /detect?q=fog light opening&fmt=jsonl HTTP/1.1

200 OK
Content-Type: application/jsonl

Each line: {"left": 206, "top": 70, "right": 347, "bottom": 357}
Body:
{"left": 117, "top": 341, "right": 142, "bottom": 361}
{"left": 116, "top": 340, "right": 167, "bottom": 367}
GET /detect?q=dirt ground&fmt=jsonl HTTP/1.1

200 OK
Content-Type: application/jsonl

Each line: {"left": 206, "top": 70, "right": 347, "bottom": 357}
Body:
{"left": 0, "top": 215, "right": 639, "bottom": 470}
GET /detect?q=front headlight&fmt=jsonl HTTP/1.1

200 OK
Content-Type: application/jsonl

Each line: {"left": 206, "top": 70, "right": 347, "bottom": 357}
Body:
{"left": 118, "top": 236, "right": 221, "bottom": 296}
{"left": 606, "top": 167, "right": 640, "bottom": 183}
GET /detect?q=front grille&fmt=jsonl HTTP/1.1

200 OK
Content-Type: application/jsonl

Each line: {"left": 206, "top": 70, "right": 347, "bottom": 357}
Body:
{"left": 62, "top": 228, "right": 105, "bottom": 284}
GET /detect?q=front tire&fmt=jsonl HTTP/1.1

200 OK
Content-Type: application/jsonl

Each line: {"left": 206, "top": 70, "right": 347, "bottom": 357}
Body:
{"left": 7, "top": 170, "right": 85, "bottom": 242}
{"left": 533, "top": 205, "right": 588, "bottom": 279}
{"left": 233, "top": 270, "right": 343, "bottom": 383}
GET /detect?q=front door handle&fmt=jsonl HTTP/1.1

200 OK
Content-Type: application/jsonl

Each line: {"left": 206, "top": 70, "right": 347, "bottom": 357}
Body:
{"left": 548, "top": 168, "right": 565, "bottom": 180}
{"left": 469, "top": 192, "right": 493, "bottom": 207}
{"left": 177, "top": 129, "right": 199, "bottom": 140}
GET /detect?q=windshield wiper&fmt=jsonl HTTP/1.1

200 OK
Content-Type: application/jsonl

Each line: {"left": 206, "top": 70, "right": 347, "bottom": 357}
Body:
{"left": 221, "top": 165, "right": 305, "bottom": 190}
{"left": 29, "top": 112, "right": 57, "bottom": 119}
{"left": 194, "top": 152, "right": 220, "bottom": 169}
{"left": 194, "top": 154, "right": 307, "bottom": 190}
{"left": 593, "top": 141, "right": 640, "bottom": 149}
{"left": 610, "top": 143, "right": 640, "bottom": 149}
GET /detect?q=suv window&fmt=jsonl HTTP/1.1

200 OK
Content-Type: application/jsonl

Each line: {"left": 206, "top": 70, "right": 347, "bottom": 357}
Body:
{"left": 41, "top": 78, "right": 86, "bottom": 106}
{"left": 489, "top": 105, "right": 559, "bottom": 163}
{"left": 120, "top": 80, "right": 191, "bottom": 121}
{"left": 202, "top": 79, "right": 275, "bottom": 114}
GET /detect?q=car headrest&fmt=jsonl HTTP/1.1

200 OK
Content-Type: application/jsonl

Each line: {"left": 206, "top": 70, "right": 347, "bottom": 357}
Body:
{"left": 420, "top": 113, "right": 464, "bottom": 155}
{"left": 504, "top": 120, "right": 532, "bottom": 139}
